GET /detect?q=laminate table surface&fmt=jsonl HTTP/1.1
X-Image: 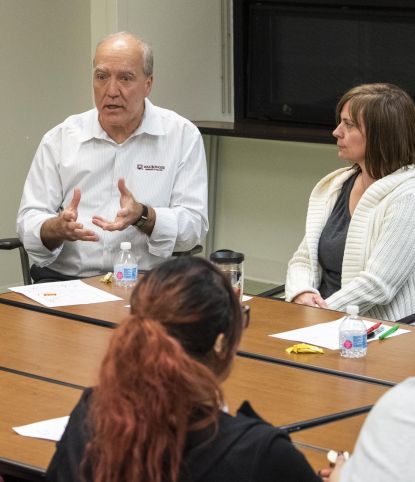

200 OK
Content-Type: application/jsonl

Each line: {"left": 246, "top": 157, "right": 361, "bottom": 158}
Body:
{"left": 2, "top": 282, "right": 413, "bottom": 386}
{"left": 239, "top": 296, "right": 415, "bottom": 386}
{"left": 0, "top": 371, "right": 81, "bottom": 476}
{"left": 0, "top": 283, "right": 406, "bottom": 476}
{"left": 0, "top": 353, "right": 385, "bottom": 475}
{"left": 0, "top": 303, "right": 111, "bottom": 388}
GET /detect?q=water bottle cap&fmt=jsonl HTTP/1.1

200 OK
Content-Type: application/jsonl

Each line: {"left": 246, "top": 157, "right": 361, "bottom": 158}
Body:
{"left": 120, "top": 242, "right": 131, "bottom": 250}
{"left": 346, "top": 305, "right": 359, "bottom": 316}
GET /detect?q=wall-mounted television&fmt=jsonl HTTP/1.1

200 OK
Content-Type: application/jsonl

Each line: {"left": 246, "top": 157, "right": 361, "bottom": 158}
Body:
{"left": 233, "top": 0, "right": 415, "bottom": 141}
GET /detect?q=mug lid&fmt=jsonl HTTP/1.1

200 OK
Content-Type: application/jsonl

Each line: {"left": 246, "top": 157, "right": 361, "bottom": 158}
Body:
{"left": 210, "top": 249, "right": 244, "bottom": 264}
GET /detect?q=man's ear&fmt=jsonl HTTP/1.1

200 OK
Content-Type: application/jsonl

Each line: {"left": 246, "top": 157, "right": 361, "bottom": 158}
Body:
{"left": 145, "top": 75, "right": 153, "bottom": 96}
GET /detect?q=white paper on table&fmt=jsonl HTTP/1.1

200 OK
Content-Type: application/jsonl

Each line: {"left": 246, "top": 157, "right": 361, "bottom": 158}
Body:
{"left": 270, "top": 318, "right": 411, "bottom": 350}
{"left": 242, "top": 295, "right": 252, "bottom": 302}
{"left": 9, "top": 280, "right": 123, "bottom": 307}
{"left": 13, "top": 416, "right": 69, "bottom": 442}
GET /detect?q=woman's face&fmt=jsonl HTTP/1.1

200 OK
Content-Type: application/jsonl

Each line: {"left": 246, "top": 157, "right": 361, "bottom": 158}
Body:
{"left": 333, "top": 101, "right": 366, "bottom": 168}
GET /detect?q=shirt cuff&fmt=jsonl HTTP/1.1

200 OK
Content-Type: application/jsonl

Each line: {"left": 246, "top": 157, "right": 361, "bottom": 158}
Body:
{"left": 21, "top": 217, "right": 63, "bottom": 266}
{"left": 147, "top": 207, "right": 178, "bottom": 257}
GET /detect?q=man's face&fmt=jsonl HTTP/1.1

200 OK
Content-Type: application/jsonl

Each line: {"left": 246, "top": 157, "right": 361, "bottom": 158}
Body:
{"left": 93, "top": 36, "right": 153, "bottom": 142}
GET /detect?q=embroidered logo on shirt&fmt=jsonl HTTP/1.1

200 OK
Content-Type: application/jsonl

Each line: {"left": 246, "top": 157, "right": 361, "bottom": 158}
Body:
{"left": 137, "top": 164, "right": 165, "bottom": 171}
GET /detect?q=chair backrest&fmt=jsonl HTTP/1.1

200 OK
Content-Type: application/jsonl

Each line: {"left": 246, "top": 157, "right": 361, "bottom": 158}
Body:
{"left": 0, "top": 238, "right": 32, "bottom": 285}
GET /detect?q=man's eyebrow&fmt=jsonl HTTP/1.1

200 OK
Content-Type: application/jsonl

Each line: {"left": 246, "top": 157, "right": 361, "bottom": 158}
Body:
{"left": 119, "top": 70, "right": 136, "bottom": 77}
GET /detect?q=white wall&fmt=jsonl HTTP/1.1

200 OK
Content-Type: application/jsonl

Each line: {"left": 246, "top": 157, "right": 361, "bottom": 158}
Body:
{"left": 0, "top": 0, "right": 92, "bottom": 290}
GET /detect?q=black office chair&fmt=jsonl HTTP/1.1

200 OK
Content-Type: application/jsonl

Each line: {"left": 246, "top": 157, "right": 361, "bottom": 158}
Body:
{"left": 257, "top": 284, "right": 286, "bottom": 299}
{"left": 0, "top": 238, "right": 32, "bottom": 285}
{"left": 396, "top": 313, "right": 415, "bottom": 325}
{"left": 0, "top": 237, "right": 203, "bottom": 285}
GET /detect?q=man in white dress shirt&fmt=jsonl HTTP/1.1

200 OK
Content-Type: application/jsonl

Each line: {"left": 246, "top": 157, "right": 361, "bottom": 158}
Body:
{"left": 17, "top": 32, "right": 208, "bottom": 281}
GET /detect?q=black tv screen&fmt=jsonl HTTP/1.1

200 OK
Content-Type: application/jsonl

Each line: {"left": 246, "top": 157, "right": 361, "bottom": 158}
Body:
{"left": 237, "top": 1, "right": 415, "bottom": 129}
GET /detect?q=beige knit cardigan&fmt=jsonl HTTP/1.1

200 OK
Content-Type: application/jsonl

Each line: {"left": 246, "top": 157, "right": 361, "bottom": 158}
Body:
{"left": 285, "top": 165, "right": 415, "bottom": 321}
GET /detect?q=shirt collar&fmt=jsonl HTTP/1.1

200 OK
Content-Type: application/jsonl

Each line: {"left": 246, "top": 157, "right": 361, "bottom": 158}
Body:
{"left": 79, "top": 98, "right": 165, "bottom": 144}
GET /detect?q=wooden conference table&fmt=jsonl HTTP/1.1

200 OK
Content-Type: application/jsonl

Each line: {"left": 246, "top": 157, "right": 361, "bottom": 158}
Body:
{"left": 0, "top": 278, "right": 413, "bottom": 478}
{"left": 2, "top": 277, "right": 414, "bottom": 387}
{"left": 0, "top": 302, "right": 387, "bottom": 476}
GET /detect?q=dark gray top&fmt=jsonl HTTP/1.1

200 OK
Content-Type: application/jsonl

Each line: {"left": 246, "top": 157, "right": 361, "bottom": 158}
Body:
{"left": 318, "top": 171, "right": 359, "bottom": 298}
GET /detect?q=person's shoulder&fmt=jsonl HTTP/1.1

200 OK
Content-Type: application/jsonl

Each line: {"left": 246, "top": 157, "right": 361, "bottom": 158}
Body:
{"left": 373, "top": 377, "right": 415, "bottom": 414}
{"left": 147, "top": 99, "right": 200, "bottom": 133}
{"left": 219, "top": 406, "right": 319, "bottom": 482}
{"left": 311, "top": 167, "right": 355, "bottom": 197}
{"left": 42, "top": 109, "right": 96, "bottom": 141}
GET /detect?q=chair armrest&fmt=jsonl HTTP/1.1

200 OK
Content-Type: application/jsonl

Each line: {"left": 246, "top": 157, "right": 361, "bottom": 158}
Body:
{"left": 172, "top": 245, "right": 203, "bottom": 257}
{"left": 0, "top": 237, "right": 24, "bottom": 250}
{"left": 0, "top": 237, "right": 32, "bottom": 285}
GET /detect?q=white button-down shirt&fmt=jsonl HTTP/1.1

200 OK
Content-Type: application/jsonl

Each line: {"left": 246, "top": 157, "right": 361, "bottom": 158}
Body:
{"left": 17, "top": 99, "right": 208, "bottom": 276}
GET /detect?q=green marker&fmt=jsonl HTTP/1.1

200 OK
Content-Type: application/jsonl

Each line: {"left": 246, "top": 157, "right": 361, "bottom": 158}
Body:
{"left": 379, "top": 323, "right": 400, "bottom": 340}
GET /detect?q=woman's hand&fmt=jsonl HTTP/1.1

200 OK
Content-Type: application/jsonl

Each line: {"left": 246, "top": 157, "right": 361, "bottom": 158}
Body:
{"left": 292, "top": 292, "right": 328, "bottom": 308}
{"left": 319, "top": 454, "right": 346, "bottom": 482}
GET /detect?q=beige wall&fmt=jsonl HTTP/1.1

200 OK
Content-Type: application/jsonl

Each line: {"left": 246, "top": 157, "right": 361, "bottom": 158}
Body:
{"left": 122, "top": 0, "right": 232, "bottom": 122}
{"left": 0, "top": 0, "right": 92, "bottom": 290}
{"left": 210, "top": 137, "right": 343, "bottom": 285}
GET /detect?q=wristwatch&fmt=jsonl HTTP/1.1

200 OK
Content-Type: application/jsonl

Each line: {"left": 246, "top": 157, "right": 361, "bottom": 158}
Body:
{"left": 134, "top": 204, "right": 149, "bottom": 229}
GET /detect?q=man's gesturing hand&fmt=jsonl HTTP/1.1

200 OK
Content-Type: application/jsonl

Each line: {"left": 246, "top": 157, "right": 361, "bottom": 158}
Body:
{"left": 41, "top": 188, "right": 99, "bottom": 251}
{"left": 92, "top": 178, "right": 142, "bottom": 232}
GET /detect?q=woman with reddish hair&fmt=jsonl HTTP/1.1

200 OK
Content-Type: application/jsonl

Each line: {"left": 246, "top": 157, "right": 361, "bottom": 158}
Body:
{"left": 46, "top": 257, "right": 320, "bottom": 482}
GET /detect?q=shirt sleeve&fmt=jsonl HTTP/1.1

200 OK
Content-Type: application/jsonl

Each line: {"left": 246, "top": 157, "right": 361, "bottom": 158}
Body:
{"left": 147, "top": 123, "right": 208, "bottom": 257}
{"left": 285, "top": 235, "right": 321, "bottom": 302}
{"left": 258, "top": 431, "right": 322, "bottom": 482}
{"left": 340, "top": 378, "right": 415, "bottom": 482}
{"left": 16, "top": 132, "right": 64, "bottom": 266}
{"left": 326, "top": 192, "right": 415, "bottom": 314}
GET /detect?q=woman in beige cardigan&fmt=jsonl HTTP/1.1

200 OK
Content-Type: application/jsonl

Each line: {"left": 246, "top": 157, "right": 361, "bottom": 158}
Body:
{"left": 285, "top": 83, "right": 415, "bottom": 321}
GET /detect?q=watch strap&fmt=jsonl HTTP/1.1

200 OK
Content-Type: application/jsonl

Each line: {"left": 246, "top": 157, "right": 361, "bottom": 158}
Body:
{"left": 134, "top": 204, "right": 149, "bottom": 228}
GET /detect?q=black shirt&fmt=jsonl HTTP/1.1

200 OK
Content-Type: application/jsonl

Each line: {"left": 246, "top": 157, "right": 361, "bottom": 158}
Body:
{"left": 46, "top": 389, "right": 321, "bottom": 482}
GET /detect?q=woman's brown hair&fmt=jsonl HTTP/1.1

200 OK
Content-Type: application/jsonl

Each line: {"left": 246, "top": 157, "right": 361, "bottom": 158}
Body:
{"left": 336, "top": 83, "right": 415, "bottom": 179}
{"left": 83, "top": 257, "right": 243, "bottom": 482}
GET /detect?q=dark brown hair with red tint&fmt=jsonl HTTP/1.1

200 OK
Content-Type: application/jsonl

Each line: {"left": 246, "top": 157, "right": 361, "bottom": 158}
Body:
{"left": 83, "top": 257, "right": 243, "bottom": 482}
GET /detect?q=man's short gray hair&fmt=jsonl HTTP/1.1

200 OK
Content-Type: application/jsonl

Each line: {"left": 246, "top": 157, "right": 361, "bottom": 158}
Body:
{"left": 95, "top": 31, "right": 153, "bottom": 77}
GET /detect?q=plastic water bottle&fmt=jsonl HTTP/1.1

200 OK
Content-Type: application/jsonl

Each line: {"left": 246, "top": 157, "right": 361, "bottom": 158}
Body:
{"left": 113, "top": 242, "right": 138, "bottom": 288}
{"left": 339, "top": 305, "right": 367, "bottom": 358}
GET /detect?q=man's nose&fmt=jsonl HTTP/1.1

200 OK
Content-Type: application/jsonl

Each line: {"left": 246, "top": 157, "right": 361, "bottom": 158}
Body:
{"left": 106, "top": 78, "right": 120, "bottom": 97}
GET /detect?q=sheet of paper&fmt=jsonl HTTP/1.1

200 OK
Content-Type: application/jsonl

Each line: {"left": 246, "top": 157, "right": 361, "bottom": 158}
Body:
{"left": 270, "top": 318, "right": 411, "bottom": 350}
{"left": 13, "top": 416, "right": 69, "bottom": 442}
{"left": 9, "top": 280, "right": 123, "bottom": 307}
{"left": 242, "top": 295, "right": 252, "bottom": 302}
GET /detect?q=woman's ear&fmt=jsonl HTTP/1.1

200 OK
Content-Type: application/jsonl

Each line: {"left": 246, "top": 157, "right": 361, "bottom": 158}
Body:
{"left": 213, "top": 333, "right": 226, "bottom": 356}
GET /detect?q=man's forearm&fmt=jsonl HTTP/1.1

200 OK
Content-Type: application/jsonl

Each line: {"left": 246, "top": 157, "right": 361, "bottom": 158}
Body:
{"left": 40, "top": 217, "right": 65, "bottom": 251}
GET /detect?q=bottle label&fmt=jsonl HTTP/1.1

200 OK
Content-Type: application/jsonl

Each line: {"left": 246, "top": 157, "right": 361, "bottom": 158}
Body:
{"left": 342, "top": 334, "right": 367, "bottom": 350}
{"left": 114, "top": 265, "right": 137, "bottom": 281}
